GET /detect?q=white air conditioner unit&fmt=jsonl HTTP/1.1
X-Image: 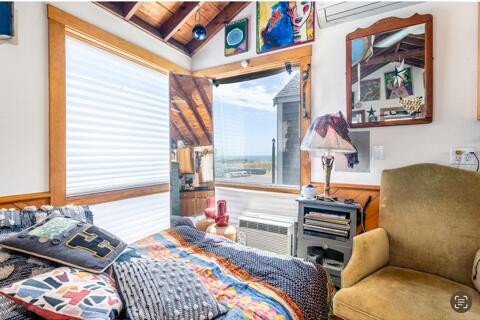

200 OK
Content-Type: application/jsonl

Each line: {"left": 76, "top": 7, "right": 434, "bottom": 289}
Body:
{"left": 317, "top": 2, "right": 421, "bottom": 28}
{"left": 238, "top": 215, "right": 296, "bottom": 256}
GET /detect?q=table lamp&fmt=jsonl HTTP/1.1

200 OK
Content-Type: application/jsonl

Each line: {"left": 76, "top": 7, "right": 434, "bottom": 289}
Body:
{"left": 301, "top": 112, "right": 356, "bottom": 201}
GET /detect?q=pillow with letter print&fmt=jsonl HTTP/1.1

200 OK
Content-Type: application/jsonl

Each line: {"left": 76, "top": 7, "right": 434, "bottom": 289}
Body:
{"left": 0, "top": 215, "right": 127, "bottom": 273}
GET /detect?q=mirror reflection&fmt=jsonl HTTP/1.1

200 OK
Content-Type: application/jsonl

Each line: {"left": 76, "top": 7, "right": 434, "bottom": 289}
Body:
{"left": 351, "top": 23, "right": 426, "bottom": 124}
{"left": 170, "top": 74, "right": 214, "bottom": 218}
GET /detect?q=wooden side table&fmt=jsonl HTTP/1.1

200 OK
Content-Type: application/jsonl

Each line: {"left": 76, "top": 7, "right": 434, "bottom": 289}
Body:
{"left": 206, "top": 224, "right": 237, "bottom": 241}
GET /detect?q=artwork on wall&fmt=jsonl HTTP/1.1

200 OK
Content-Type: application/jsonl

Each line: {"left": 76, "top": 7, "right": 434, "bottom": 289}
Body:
{"left": 225, "top": 18, "right": 248, "bottom": 56}
{"left": 335, "top": 131, "right": 370, "bottom": 173}
{"left": 256, "top": 1, "right": 315, "bottom": 54}
{"left": 0, "top": 2, "right": 14, "bottom": 40}
{"left": 384, "top": 67, "right": 413, "bottom": 99}
{"left": 360, "top": 79, "right": 381, "bottom": 101}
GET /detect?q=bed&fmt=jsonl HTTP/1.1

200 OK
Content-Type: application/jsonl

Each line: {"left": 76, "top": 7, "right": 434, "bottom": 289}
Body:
{"left": 126, "top": 219, "right": 336, "bottom": 320}
{"left": 0, "top": 207, "right": 335, "bottom": 320}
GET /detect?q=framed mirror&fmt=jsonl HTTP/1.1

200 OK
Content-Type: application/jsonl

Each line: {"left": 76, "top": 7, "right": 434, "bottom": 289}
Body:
{"left": 346, "top": 14, "right": 433, "bottom": 128}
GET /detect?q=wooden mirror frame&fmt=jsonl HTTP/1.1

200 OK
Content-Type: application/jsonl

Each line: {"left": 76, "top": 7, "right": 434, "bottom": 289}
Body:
{"left": 346, "top": 13, "right": 433, "bottom": 128}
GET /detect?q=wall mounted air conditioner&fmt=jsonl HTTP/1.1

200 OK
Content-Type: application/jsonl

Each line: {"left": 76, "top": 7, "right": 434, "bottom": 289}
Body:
{"left": 317, "top": 2, "right": 421, "bottom": 28}
{"left": 238, "top": 215, "right": 296, "bottom": 256}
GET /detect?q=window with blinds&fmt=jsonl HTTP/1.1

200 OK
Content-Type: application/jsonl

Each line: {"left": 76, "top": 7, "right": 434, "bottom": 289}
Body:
{"left": 65, "top": 37, "right": 170, "bottom": 197}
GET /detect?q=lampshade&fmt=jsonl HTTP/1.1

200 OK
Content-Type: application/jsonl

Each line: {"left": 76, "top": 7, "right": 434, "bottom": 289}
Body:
{"left": 301, "top": 113, "right": 356, "bottom": 153}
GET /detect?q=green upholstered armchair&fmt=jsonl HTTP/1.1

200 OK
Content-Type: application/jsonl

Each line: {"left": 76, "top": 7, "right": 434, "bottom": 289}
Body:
{"left": 334, "top": 164, "right": 480, "bottom": 320}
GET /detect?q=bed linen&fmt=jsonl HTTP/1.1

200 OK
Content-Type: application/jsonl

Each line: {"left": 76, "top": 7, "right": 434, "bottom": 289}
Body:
{"left": 131, "top": 224, "right": 335, "bottom": 320}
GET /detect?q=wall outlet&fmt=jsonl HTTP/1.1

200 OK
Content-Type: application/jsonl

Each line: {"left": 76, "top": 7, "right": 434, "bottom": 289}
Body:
{"left": 450, "top": 147, "right": 476, "bottom": 165}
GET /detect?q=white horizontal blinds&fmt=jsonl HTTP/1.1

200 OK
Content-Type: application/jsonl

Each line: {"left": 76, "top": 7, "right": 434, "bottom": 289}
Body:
{"left": 65, "top": 37, "right": 170, "bottom": 197}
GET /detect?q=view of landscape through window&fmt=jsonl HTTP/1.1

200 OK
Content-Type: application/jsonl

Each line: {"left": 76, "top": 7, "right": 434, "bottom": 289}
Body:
{"left": 213, "top": 66, "right": 300, "bottom": 187}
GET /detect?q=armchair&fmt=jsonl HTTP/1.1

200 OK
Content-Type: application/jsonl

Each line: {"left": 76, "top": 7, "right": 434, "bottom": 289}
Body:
{"left": 334, "top": 164, "right": 480, "bottom": 320}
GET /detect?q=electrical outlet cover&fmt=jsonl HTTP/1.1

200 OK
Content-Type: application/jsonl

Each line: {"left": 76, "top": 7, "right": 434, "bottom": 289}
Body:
{"left": 450, "top": 147, "right": 476, "bottom": 165}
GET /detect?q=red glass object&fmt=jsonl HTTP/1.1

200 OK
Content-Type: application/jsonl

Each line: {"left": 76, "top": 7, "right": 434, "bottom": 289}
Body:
{"left": 204, "top": 197, "right": 216, "bottom": 219}
{"left": 215, "top": 200, "right": 229, "bottom": 227}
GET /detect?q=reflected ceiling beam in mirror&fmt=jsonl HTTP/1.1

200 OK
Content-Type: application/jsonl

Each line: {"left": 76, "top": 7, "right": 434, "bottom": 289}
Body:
{"left": 171, "top": 122, "right": 187, "bottom": 142}
{"left": 361, "top": 48, "right": 424, "bottom": 67}
{"left": 171, "top": 75, "right": 212, "bottom": 145}
{"left": 192, "top": 77, "right": 212, "bottom": 119}
{"left": 171, "top": 102, "right": 200, "bottom": 146}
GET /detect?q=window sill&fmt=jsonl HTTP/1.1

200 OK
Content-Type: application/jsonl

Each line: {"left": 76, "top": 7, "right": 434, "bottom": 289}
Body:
{"left": 214, "top": 182, "right": 300, "bottom": 195}
{"left": 66, "top": 184, "right": 169, "bottom": 206}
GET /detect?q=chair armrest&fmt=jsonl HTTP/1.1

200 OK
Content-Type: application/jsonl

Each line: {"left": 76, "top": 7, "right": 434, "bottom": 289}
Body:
{"left": 341, "top": 228, "right": 389, "bottom": 288}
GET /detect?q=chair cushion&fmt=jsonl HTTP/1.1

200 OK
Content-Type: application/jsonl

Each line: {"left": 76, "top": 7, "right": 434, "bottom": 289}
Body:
{"left": 334, "top": 266, "right": 480, "bottom": 320}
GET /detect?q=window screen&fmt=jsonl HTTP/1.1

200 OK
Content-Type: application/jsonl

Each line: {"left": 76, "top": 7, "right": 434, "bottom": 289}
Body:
{"left": 65, "top": 37, "right": 169, "bottom": 196}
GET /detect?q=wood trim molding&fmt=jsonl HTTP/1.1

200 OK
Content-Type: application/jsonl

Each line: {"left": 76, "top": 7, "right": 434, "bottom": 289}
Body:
{"left": 49, "top": 18, "right": 67, "bottom": 206}
{"left": 215, "top": 182, "right": 300, "bottom": 195}
{"left": 47, "top": 5, "right": 190, "bottom": 75}
{"left": 192, "top": 45, "right": 313, "bottom": 79}
{"left": 0, "top": 192, "right": 51, "bottom": 209}
{"left": 312, "top": 182, "right": 380, "bottom": 191}
{"left": 67, "top": 184, "right": 169, "bottom": 206}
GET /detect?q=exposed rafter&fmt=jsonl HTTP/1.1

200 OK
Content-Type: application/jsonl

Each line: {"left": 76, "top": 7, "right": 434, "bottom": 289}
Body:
{"left": 171, "top": 75, "right": 212, "bottom": 145}
{"left": 161, "top": 2, "right": 202, "bottom": 41}
{"left": 171, "top": 103, "right": 200, "bottom": 145}
{"left": 122, "top": 2, "right": 142, "bottom": 20}
{"left": 192, "top": 77, "right": 212, "bottom": 119}
{"left": 96, "top": 1, "right": 248, "bottom": 56}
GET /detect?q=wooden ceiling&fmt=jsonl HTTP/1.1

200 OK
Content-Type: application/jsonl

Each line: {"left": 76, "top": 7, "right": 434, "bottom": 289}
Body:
{"left": 170, "top": 74, "right": 212, "bottom": 146}
{"left": 353, "top": 31, "right": 425, "bottom": 83}
{"left": 96, "top": 2, "right": 249, "bottom": 56}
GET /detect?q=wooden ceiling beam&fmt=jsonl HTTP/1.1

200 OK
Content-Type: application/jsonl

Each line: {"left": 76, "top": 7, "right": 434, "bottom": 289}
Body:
{"left": 172, "top": 75, "right": 212, "bottom": 145}
{"left": 171, "top": 122, "right": 187, "bottom": 142}
{"left": 186, "top": 1, "right": 249, "bottom": 55}
{"left": 362, "top": 48, "right": 424, "bottom": 66}
{"left": 122, "top": 2, "right": 142, "bottom": 20}
{"left": 160, "top": 2, "right": 202, "bottom": 41}
{"left": 171, "top": 101, "right": 200, "bottom": 146}
{"left": 192, "top": 77, "right": 212, "bottom": 119}
{"left": 95, "top": 2, "right": 190, "bottom": 55}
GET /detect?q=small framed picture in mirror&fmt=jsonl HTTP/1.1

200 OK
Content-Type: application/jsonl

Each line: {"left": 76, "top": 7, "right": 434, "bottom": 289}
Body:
{"left": 346, "top": 14, "right": 433, "bottom": 128}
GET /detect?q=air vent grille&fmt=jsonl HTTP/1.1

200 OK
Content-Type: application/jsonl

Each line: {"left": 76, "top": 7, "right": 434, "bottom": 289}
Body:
{"left": 239, "top": 220, "right": 288, "bottom": 235}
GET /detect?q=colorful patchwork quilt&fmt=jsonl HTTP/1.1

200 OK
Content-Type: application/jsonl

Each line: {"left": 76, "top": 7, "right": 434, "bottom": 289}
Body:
{"left": 131, "top": 224, "right": 335, "bottom": 320}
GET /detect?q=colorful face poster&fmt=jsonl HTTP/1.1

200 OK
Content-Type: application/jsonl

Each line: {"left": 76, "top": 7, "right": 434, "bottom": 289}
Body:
{"left": 256, "top": 2, "right": 315, "bottom": 54}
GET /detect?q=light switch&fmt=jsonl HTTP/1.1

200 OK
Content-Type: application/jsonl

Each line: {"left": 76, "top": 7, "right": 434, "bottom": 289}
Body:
{"left": 372, "top": 145, "right": 384, "bottom": 160}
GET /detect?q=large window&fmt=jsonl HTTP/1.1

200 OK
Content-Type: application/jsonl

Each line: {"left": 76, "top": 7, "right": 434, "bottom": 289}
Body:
{"left": 213, "top": 66, "right": 300, "bottom": 187}
{"left": 65, "top": 37, "right": 170, "bottom": 197}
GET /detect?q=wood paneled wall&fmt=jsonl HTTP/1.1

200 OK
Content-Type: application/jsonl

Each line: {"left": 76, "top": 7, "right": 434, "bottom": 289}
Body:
{"left": 313, "top": 183, "right": 380, "bottom": 232}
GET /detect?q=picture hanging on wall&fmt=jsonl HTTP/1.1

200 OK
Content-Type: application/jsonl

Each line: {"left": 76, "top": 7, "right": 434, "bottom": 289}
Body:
{"left": 360, "top": 79, "right": 381, "bottom": 102}
{"left": 384, "top": 67, "right": 413, "bottom": 99}
{"left": 256, "top": 1, "right": 315, "bottom": 54}
{"left": 225, "top": 18, "right": 248, "bottom": 56}
{"left": 0, "top": 2, "right": 14, "bottom": 40}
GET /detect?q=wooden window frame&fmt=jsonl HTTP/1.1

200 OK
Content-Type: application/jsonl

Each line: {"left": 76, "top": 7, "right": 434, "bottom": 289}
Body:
{"left": 192, "top": 45, "right": 313, "bottom": 193}
{"left": 48, "top": 5, "right": 189, "bottom": 206}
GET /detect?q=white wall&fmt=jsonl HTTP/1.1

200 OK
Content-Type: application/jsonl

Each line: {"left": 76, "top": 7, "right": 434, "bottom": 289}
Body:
{"left": 0, "top": 2, "right": 191, "bottom": 197}
{"left": 193, "top": 2, "right": 480, "bottom": 186}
